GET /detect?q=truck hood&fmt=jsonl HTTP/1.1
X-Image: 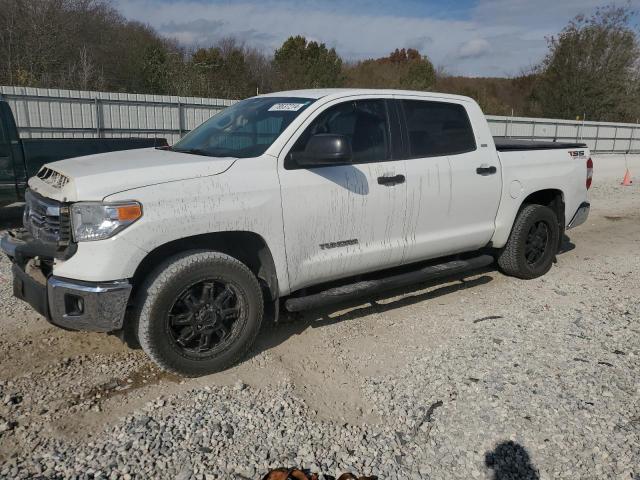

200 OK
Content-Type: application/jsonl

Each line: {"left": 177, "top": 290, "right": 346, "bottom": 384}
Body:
{"left": 27, "top": 148, "right": 238, "bottom": 202}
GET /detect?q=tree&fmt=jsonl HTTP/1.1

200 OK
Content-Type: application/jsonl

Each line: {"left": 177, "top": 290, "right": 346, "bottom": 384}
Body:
{"left": 65, "top": 45, "right": 104, "bottom": 91}
{"left": 0, "top": 0, "right": 179, "bottom": 93}
{"left": 215, "top": 38, "right": 260, "bottom": 98}
{"left": 188, "top": 38, "right": 261, "bottom": 99}
{"left": 344, "top": 48, "right": 436, "bottom": 90}
{"left": 105, "top": 20, "right": 177, "bottom": 94}
{"left": 273, "top": 36, "right": 343, "bottom": 90}
{"left": 433, "top": 72, "right": 539, "bottom": 116}
{"left": 141, "top": 46, "right": 169, "bottom": 94}
{"left": 245, "top": 47, "right": 275, "bottom": 95}
{"left": 533, "top": 4, "right": 640, "bottom": 122}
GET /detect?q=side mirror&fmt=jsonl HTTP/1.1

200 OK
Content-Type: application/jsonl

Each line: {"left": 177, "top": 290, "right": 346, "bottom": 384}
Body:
{"left": 293, "top": 134, "right": 352, "bottom": 167}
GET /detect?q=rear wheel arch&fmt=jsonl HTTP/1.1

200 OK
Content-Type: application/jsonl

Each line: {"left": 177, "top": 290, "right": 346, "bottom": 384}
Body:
{"left": 519, "top": 188, "right": 565, "bottom": 232}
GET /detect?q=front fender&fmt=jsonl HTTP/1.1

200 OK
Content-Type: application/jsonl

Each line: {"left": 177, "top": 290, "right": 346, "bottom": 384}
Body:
{"left": 68, "top": 157, "right": 291, "bottom": 294}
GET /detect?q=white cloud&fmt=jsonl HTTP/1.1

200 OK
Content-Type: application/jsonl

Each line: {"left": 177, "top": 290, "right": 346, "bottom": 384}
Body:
{"left": 457, "top": 39, "right": 491, "bottom": 59}
{"left": 115, "top": 0, "right": 607, "bottom": 77}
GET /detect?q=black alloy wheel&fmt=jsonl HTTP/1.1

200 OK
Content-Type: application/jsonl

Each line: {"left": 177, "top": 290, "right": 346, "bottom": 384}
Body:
{"left": 167, "top": 280, "right": 244, "bottom": 358}
{"left": 524, "top": 221, "right": 550, "bottom": 267}
{"left": 497, "top": 204, "right": 560, "bottom": 280}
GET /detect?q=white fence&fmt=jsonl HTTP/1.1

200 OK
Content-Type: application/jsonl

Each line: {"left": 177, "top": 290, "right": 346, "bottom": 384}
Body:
{"left": 0, "top": 86, "right": 236, "bottom": 144}
{"left": 486, "top": 114, "right": 640, "bottom": 154}
{"left": 2, "top": 86, "right": 639, "bottom": 152}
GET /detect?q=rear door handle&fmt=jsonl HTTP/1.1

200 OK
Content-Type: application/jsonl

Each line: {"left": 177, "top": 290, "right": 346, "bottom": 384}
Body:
{"left": 377, "top": 174, "right": 405, "bottom": 186}
{"left": 476, "top": 165, "right": 497, "bottom": 175}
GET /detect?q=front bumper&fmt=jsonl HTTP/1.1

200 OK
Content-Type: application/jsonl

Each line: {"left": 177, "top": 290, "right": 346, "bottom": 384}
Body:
{"left": 567, "top": 202, "right": 590, "bottom": 229}
{"left": 3, "top": 232, "right": 131, "bottom": 332}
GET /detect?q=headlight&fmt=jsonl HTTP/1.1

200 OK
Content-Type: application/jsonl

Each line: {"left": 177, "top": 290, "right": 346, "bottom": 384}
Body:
{"left": 70, "top": 201, "right": 142, "bottom": 242}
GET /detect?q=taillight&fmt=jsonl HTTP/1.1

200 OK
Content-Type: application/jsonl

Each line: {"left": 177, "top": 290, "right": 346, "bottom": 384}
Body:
{"left": 586, "top": 157, "right": 593, "bottom": 189}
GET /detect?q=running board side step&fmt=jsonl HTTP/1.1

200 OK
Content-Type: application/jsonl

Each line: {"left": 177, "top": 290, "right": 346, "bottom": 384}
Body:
{"left": 284, "top": 254, "right": 494, "bottom": 312}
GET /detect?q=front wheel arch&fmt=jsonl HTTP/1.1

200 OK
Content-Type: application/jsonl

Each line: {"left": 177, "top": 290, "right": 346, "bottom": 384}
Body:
{"left": 130, "top": 231, "right": 279, "bottom": 304}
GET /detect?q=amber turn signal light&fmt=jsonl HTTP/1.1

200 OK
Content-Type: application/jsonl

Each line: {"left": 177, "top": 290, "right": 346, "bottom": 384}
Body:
{"left": 116, "top": 204, "right": 143, "bottom": 221}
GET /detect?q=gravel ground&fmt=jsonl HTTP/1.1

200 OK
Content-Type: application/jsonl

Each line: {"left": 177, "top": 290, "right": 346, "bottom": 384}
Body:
{"left": 0, "top": 155, "right": 639, "bottom": 479}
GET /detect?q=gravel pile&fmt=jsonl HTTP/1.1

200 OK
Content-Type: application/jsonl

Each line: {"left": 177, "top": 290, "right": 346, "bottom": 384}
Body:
{"left": 2, "top": 382, "right": 406, "bottom": 480}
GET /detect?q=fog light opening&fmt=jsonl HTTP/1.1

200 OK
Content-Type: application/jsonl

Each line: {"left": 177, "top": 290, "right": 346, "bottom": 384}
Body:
{"left": 64, "top": 294, "right": 84, "bottom": 316}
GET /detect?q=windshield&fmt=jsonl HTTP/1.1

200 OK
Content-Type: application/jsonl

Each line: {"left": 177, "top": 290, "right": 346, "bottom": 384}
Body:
{"left": 172, "top": 96, "right": 315, "bottom": 158}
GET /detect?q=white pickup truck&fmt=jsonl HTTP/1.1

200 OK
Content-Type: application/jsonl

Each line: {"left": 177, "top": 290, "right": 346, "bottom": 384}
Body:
{"left": 1, "top": 89, "right": 592, "bottom": 376}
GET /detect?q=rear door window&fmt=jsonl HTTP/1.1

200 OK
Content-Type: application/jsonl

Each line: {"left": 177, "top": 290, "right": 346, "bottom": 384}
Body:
{"left": 402, "top": 100, "right": 476, "bottom": 157}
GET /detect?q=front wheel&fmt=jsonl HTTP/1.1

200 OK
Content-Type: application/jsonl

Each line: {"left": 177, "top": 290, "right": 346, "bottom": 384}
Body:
{"left": 497, "top": 204, "right": 560, "bottom": 280}
{"left": 135, "top": 251, "right": 263, "bottom": 376}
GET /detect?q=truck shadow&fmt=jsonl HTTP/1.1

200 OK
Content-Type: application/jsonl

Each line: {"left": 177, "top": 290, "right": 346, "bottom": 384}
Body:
{"left": 252, "top": 269, "right": 495, "bottom": 356}
{"left": 252, "top": 230, "right": 576, "bottom": 357}
{"left": 311, "top": 164, "right": 369, "bottom": 195}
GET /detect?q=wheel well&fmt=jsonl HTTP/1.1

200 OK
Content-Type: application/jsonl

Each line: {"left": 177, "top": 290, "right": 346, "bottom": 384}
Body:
{"left": 521, "top": 189, "right": 565, "bottom": 231}
{"left": 131, "top": 232, "right": 279, "bottom": 302}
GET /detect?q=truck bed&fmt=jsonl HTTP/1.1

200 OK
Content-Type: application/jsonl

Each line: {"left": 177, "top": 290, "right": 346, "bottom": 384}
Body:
{"left": 494, "top": 137, "right": 587, "bottom": 152}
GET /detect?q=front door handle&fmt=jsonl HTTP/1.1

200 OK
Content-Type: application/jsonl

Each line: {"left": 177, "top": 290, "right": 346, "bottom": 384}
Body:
{"left": 476, "top": 165, "right": 497, "bottom": 175}
{"left": 377, "top": 174, "right": 405, "bottom": 186}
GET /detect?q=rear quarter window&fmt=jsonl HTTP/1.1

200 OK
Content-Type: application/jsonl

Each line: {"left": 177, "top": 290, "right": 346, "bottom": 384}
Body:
{"left": 402, "top": 100, "right": 476, "bottom": 157}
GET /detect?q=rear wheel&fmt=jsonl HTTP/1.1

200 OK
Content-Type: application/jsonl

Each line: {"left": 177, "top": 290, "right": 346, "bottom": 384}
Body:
{"left": 135, "top": 251, "right": 263, "bottom": 376}
{"left": 497, "top": 204, "right": 560, "bottom": 279}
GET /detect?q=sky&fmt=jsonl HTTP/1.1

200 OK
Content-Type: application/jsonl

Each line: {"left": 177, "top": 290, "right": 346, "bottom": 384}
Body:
{"left": 116, "top": 0, "right": 618, "bottom": 77}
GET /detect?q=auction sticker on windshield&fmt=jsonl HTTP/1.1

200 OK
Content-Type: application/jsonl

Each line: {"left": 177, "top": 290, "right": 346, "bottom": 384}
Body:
{"left": 268, "top": 103, "right": 308, "bottom": 111}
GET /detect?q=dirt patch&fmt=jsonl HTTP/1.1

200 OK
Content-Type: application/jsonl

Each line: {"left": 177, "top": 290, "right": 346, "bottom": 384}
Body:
{"left": 72, "top": 363, "right": 180, "bottom": 408}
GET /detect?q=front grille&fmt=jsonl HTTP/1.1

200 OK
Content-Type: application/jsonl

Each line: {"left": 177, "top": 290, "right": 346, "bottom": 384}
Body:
{"left": 36, "top": 167, "right": 70, "bottom": 189}
{"left": 23, "top": 190, "right": 71, "bottom": 246}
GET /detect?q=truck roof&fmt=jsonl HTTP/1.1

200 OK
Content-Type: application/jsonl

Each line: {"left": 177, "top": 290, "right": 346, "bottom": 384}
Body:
{"left": 258, "top": 88, "right": 474, "bottom": 102}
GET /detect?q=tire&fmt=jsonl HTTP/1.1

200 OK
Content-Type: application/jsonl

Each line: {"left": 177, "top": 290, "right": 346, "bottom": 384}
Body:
{"left": 497, "top": 204, "right": 560, "bottom": 280}
{"left": 134, "top": 251, "right": 263, "bottom": 377}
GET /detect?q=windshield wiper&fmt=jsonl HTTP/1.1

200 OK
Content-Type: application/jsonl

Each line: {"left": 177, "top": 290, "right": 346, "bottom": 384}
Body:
{"left": 170, "top": 147, "right": 213, "bottom": 157}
